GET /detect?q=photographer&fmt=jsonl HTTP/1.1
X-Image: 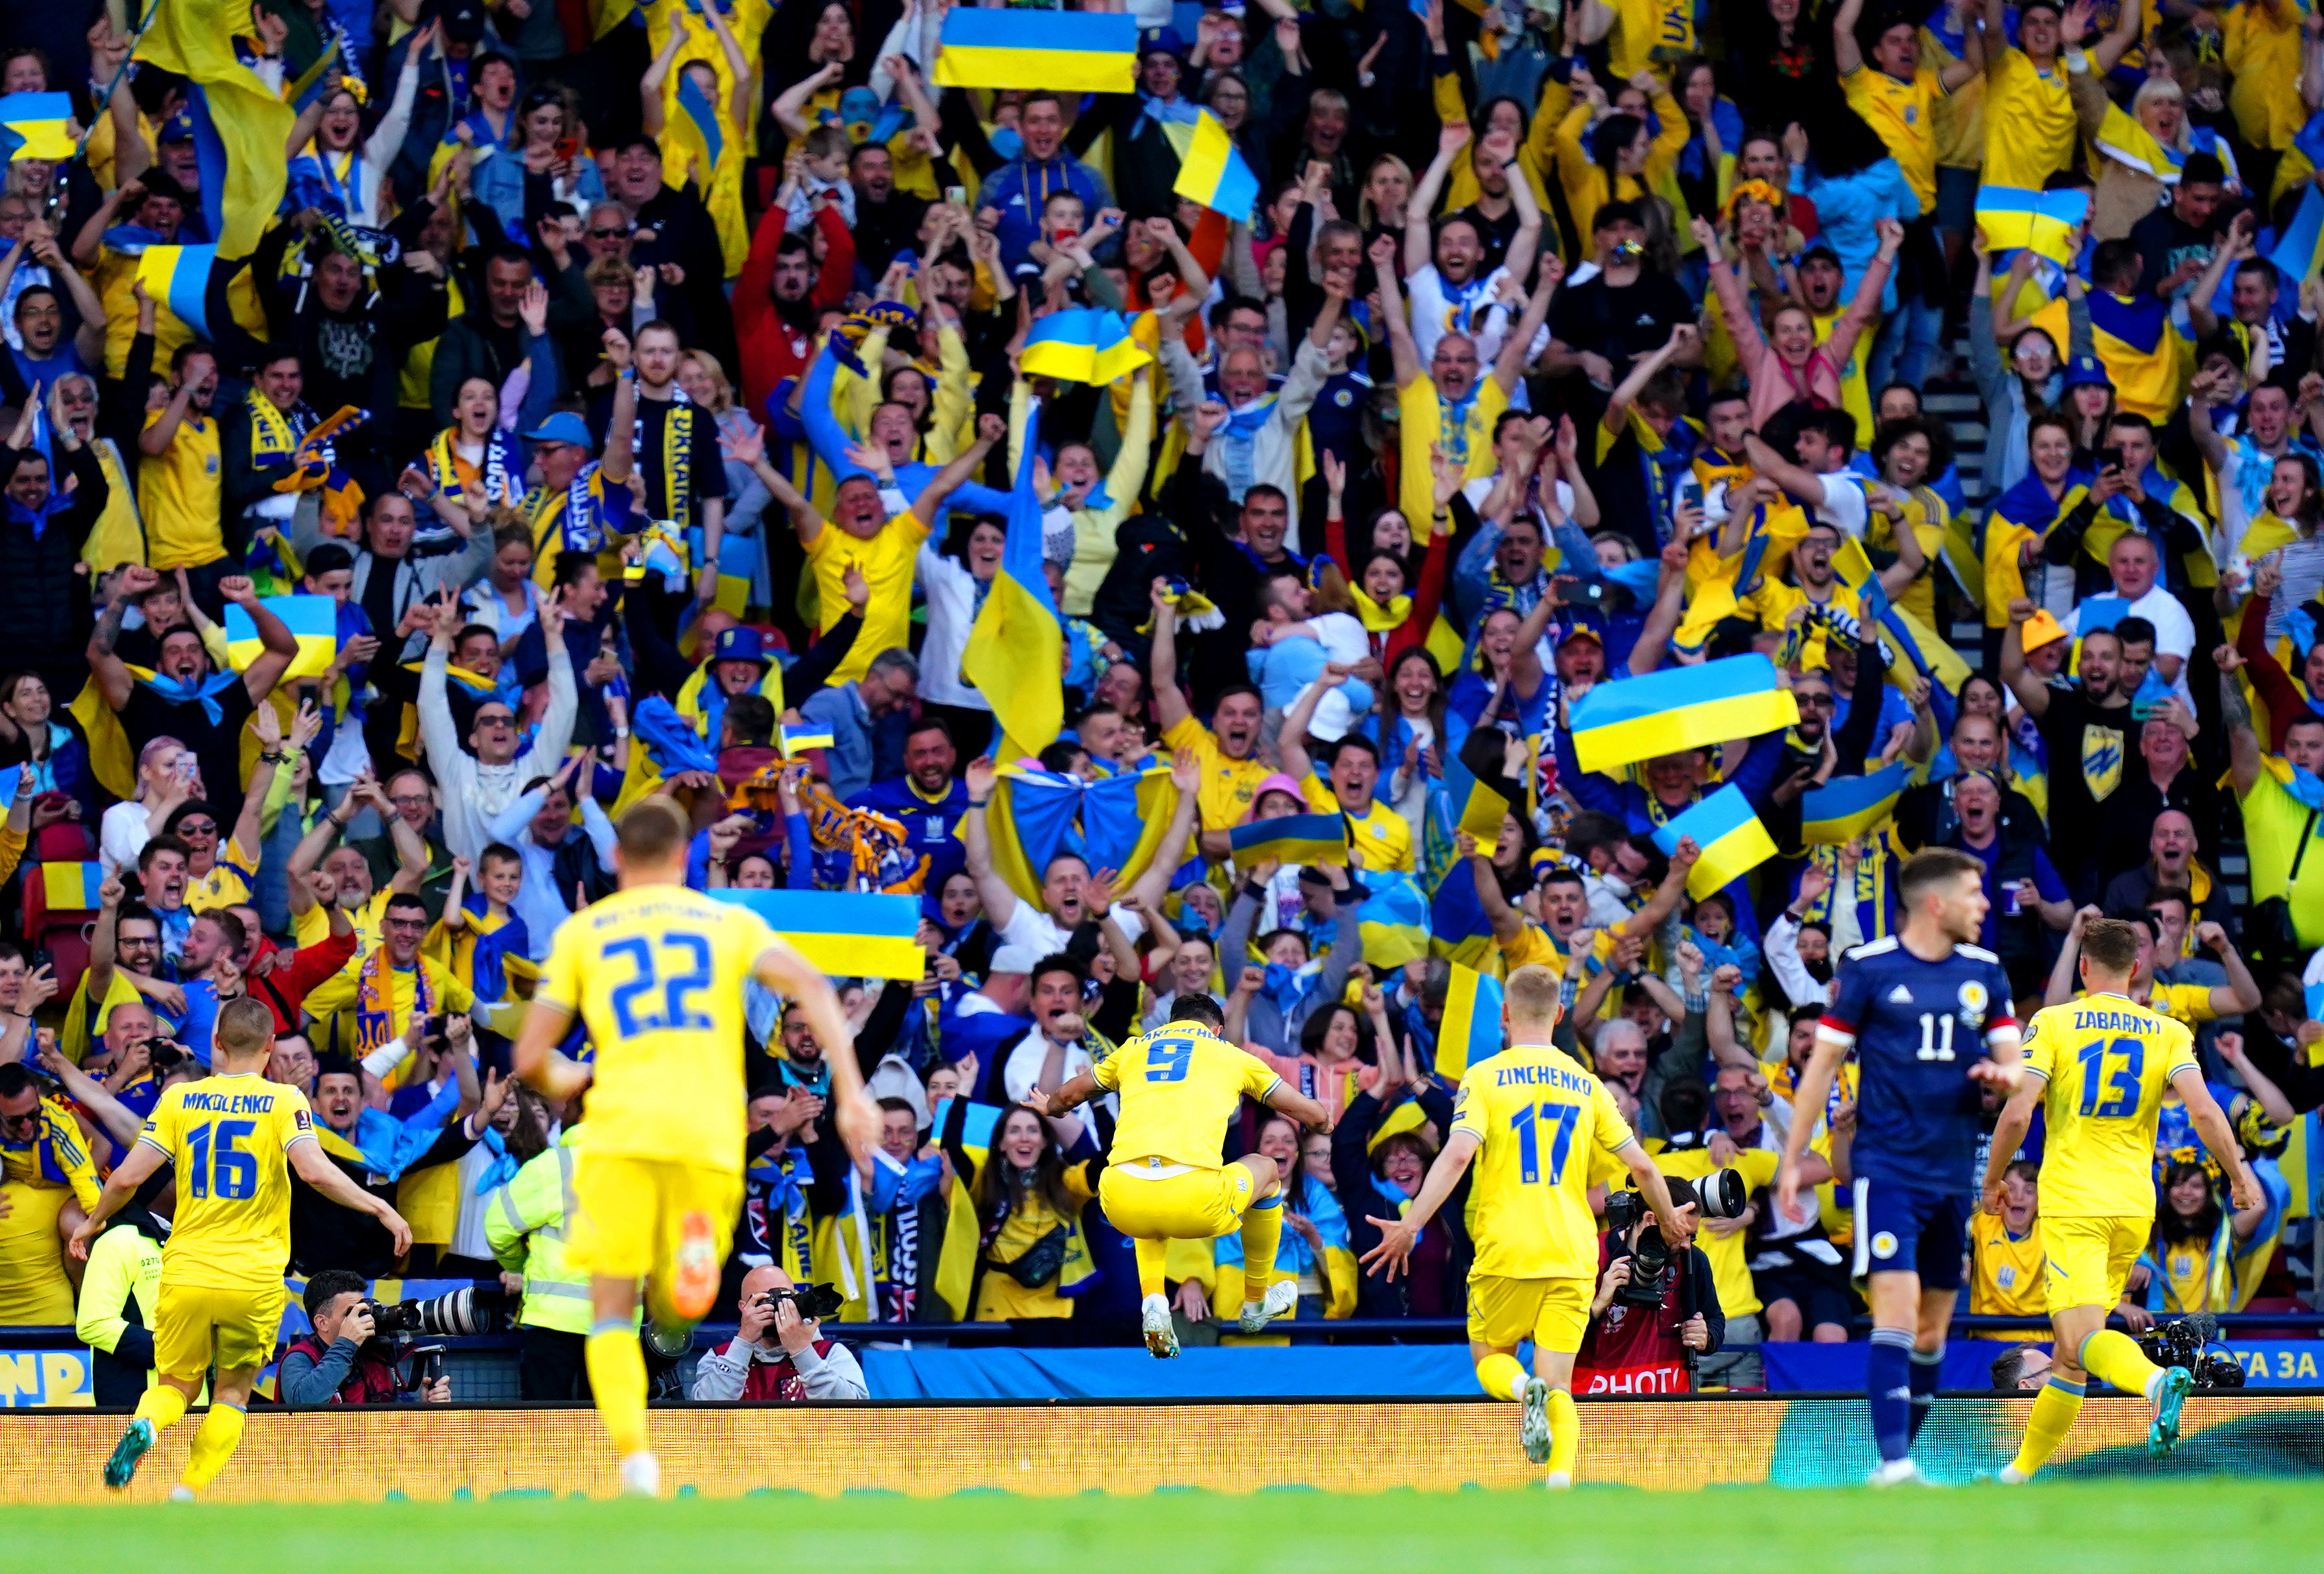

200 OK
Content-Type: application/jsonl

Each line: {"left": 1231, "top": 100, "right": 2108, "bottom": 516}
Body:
{"left": 1575, "top": 1185, "right": 1726, "bottom": 1395}
{"left": 688, "top": 1266, "right": 868, "bottom": 1402}
{"left": 279, "top": 1269, "right": 454, "bottom": 1405}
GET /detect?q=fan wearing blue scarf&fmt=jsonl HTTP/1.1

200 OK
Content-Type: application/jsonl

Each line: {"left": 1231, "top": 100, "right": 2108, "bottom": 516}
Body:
{"left": 90, "top": 569, "right": 300, "bottom": 811}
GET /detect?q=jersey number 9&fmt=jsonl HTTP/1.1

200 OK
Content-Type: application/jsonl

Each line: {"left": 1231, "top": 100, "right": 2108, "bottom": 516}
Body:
{"left": 606, "top": 932, "right": 716, "bottom": 1036}
{"left": 1144, "top": 1037, "right": 1193, "bottom": 1082}
{"left": 185, "top": 1118, "right": 258, "bottom": 1201}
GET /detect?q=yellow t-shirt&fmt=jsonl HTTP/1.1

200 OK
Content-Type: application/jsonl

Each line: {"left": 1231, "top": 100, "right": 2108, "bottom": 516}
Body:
{"left": 1092, "top": 1024, "right": 1281, "bottom": 1168}
{"left": 2242, "top": 765, "right": 2324, "bottom": 945}
{"left": 186, "top": 834, "right": 259, "bottom": 915}
{"left": 1649, "top": 1143, "right": 1779, "bottom": 1318}
{"left": 534, "top": 883, "right": 780, "bottom": 1173}
{"left": 1967, "top": 1210, "right": 2047, "bottom": 1329}
{"left": 138, "top": 408, "right": 225, "bottom": 571}
{"left": 98, "top": 249, "right": 192, "bottom": 381}
{"left": 1842, "top": 64, "right": 1942, "bottom": 212}
{"left": 2023, "top": 993, "right": 2197, "bottom": 1218}
{"left": 1983, "top": 49, "right": 2077, "bottom": 190}
{"left": 1812, "top": 305, "right": 1875, "bottom": 447}
{"left": 805, "top": 514, "right": 931, "bottom": 685}
{"left": 2224, "top": 1, "right": 2305, "bottom": 153}
{"left": 1606, "top": 0, "right": 1695, "bottom": 81}
{"left": 1451, "top": 1043, "right": 1636, "bottom": 1280}
{"left": 136, "top": 1073, "right": 315, "bottom": 1288}
{"left": 301, "top": 954, "right": 476, "bottom": 1071}
{"left": 1298, "top": 774, "right": 1414, "bottom": 873}
{"left": 1923, "top": 27, "right": 1985, "bottom": 171}
{"left": 1162, "top": 714, "right": 1270, "bottom": 835}
{"left": 1397, "top": 377, "right": 1509, "bottom": 545}
{"left": 295, "top": 888, "right": 394, "bottom": 971}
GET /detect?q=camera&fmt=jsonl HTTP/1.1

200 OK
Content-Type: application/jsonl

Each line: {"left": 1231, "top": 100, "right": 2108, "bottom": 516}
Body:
{"left": 142, "top": 1036, "right": 185, "bottom": 1071}
{"left": 756, "top": 1282, "right": 844, "bottom": 1321}
{"left": 1604, "top": 1170, "right": 1746, "bottom": 1308}
{"left": 367, "top": 1286, "right": 510, "bottom": 1338}
{"left": 2138, "top": 1312, "right": 2245, "bottom": 1390}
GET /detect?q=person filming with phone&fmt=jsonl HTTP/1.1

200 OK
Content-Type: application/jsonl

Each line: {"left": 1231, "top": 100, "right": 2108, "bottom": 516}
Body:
{"left": 687, "top": 1266, "right": 868, "bottom": 1401}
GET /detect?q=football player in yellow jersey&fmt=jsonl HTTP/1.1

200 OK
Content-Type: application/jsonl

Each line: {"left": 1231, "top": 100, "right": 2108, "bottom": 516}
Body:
{"left": 1027, "top": 995, "right": 1332, "bottom": 1358}
{"left": 1982, "top": 919, "right": 2259, "bottom": 1479}
{"left": 514, "top": 798, "right": 877, "bottom": 1497}
{"left": 1360, "top": 965, "right": 1693, "bottom": 1482}
{"left": 69, "top": 998, "right": 412, "bottom": 1499}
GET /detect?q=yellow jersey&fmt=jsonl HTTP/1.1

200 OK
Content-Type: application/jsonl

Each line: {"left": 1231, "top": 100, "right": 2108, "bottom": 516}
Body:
{"left": 805, "top": 514, "right": 929, "bottom": 685}
{"left": 187, "top": 833, "right": 260, "bottom": 914}
{"left": 136, "top": 1073, "right": 315, "bottom": 1289}
{"left": 535, "top": 883, "right": 782, "bottom": 1175}
{"left": 1606, "top": 0, "right": 1694, "bottom": 81}
{"left": 1842, "top": 64, "right": 1941, "bottom": 211}
{"left": 1299, "top": 774, "right": 1414, "bottom": 873}
{"left": 1092, "top": 1023, "right": 1282, "bottom": 1169}
{"left": 2022, "top": 992, "right": 2197, "bottom": 1218}
{"left": 1983, "top": 48, "right": 2077, "bottom": 190}
{"left": 1451, "top": 1042, "right": 1636, "bottom": 1280}
{"left": 138, "top": 407, "right": 227, "bottom": 571}
{"left": 1162, "top": 714, "right": 1270, "bottom": 833}
{"left": 1967, "top": 1210, "right": 2047, "bottom": 1330}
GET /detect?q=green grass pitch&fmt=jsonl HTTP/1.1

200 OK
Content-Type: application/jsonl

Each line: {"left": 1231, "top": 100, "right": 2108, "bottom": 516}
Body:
{"left": 4, "top": 1479, "right": 2319, "bottom": 1572}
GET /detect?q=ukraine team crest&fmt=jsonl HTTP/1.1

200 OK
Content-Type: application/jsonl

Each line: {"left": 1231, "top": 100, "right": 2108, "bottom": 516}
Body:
{"left": 2080, "top": 724, "right": 2123, "bottom": 801}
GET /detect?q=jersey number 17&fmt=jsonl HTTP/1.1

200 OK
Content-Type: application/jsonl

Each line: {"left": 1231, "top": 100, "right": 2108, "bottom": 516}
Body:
{"left": 1510, "top": 1100, "right": 1579, "bottom": 1185}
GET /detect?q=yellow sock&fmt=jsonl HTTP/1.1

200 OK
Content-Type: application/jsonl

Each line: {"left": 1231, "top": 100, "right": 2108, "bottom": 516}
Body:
{"left": 1134, "top": 1237, "right": 1169, "bottom": 1299}
{"left": 1546, "top": 1388, "right": 1580, "bottom": 1477}
{"left": 133, "top": 1383, "right": 190, "bottom": 1432}
{"left": 1237, "top": 1200, "right": 1282, "bottom": 1301}
{"left": 2081, "top": 1329, "right": 2164, "bottom": 1399}
{"left": 1475, "top": 1351, "right": 1529, "bottom": 1403}
{"left": 180, "top": 1403, "right": 245, "bottom": 1491}
{"left": 584, "top": 1322, "right": 650, "bottom": 1458}
{"left": 2009, "top": 1377, "right": 2085, "bottom": 1479}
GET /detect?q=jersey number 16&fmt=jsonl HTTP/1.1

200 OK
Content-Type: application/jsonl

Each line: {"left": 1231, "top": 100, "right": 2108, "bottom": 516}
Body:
{"left": 185, "top": 1119, "right": 258, "bottom": 1201}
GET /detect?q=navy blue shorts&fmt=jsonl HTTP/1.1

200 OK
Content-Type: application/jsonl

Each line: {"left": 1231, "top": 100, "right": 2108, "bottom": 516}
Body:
{"left": 1851, "top": 1178, "right": 1967, "bottom": 1292}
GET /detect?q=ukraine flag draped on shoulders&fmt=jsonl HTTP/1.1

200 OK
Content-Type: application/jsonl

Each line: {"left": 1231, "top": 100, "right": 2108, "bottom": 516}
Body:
{"left": 981, "top": 761, "right": 1180, "bottom": 911}
{"left": 962, "top": 403, "right": 1066, "bottom": 760}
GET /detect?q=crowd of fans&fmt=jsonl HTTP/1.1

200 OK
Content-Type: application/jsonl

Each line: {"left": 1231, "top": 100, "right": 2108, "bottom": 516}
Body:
{"left": 1, "top": 0, "right": 2322, "bottom": 1403}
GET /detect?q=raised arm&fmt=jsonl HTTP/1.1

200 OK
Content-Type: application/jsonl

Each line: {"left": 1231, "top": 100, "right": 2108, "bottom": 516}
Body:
{"left": 959, "top": 755, "right": 1023, "bottom": 933}
{"left": 1405, "top": 121, "right": 1471, "bottom": 279}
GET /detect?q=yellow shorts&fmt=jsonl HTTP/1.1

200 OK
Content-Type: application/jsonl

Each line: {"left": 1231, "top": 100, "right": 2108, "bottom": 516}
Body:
{"left": 566, "top": 1152, "right": 743, "bottom": 1285}
{"left": 153, "top": 1277, "right": 284, "bottom": 1380}
{"left": 2042, "top": 1214, "right": 2147, "bottom": 1314}
{"left": 1466, "top": 1273, "right": 1594, "bottom": 1354}
{"left": 1097, "top": 1160, "right": 1255, "bottom": 1240}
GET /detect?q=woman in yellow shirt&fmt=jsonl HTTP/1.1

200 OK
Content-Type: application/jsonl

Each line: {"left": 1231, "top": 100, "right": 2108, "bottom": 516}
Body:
{"left": 1553, "top": 69, "right": 1689, "bottom": 261}
{"left": 961, "top": 1107, "right": 1099, "bottom": 1324}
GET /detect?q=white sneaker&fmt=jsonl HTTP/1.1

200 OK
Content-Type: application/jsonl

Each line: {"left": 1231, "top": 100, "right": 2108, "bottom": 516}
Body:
{"left": 1238, "top": 1280, "right": 1298, "bottom": 1334}
{"left": 169, "top": 1485, "right": 196, "bottom": 1503}
{"left": 1997, "top": 1464, "right": 2031, "bottom": 1485}
{"left": 619, "top": 1451, "right": 662, "bottom": 1499}
{"left": 1542, "top": 1471, "right": 1573, "bottom": 1490}
{"left": 1140, "top": 1293, "right": 1180, "bottom": 1359}
{"left": 1867, "top": 1458, "right": 1926, "bottom": 1488}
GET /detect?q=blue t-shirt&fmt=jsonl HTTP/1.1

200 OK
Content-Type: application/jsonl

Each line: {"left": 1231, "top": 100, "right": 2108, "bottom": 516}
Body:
{"left": 1958, "top": 838, "right": 2068, "bottom": 950}
{"left": 1822, "top": 935, "right": 2018, "bottom": 1192}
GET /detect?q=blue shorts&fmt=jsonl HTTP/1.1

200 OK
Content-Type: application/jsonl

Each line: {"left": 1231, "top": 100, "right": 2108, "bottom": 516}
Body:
{"left": 1851, "top": 1177, "right": 1967, "bottom": 1292}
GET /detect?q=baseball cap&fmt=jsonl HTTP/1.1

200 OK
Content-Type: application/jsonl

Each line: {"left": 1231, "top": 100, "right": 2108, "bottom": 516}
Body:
{"left": 2062, "top": 355, "right": 2112, "bottom": 392}
{"left": 711, "top": 627, "right": 771, "bottom": 669}
{"left": 523, "top": 412, "right": 595, "bottom": 451}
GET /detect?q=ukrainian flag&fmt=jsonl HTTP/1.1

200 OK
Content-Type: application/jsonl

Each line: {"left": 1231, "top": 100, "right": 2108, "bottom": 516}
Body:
{"left": 225, "top": 595, "right": 336, "bottom": 681}
{"left": 780, "top": 722, "right": 835, "bottom": 756}
{"left": 1973, "top": 186, "right": 2088, "bottom": 267}
{"left": 1801, "top": 760, "right": 1914, "bottom": 845}
{"left": 929, "top": 8, "right": 1137, "bottom": 92}
{"left": 1443, "top": 723, "right": 1523, "bottom": 839}
{"left": 1435, "top": 963, "right": 1505, "bottom": 1081}
{"left": 2271, "top": 186, "right": 2324, "bottom": 288}
{"left": 135, "top": 3, "right": 296, "bottom": 256}
{"left": 708, "top": 889, "right": 925, "bottom": 981}
{"left": 1021, "top": 309, "right": 1153, "bottom": 386}
{"left": 0, "top": 92, "right": 73, "bottom": 162}
{"left": 1229, "top": 813, "right": 1349, "bottom": 872}
{"left": 1356, "top": 873, "right": 1430, "bottom": 969}
{"left": 40, "top": 863, "right": 104, "bottom": 913}
{"left": 134, "top": 245, "right": 214, "bottom": 341}
{"left": 960, "top": 405, "right": 1065, "bottom": 758}
{"left": 1566, "top": 655, "right": 1799, "bottom": 775}
{"left": 675, "top": 69, "right": 724, "bottom": 171}
{"left": 1651, "top": 784, "right": 1776, "bottom": 902}
{"left": 1173, "top": 110, "right": 1258, "bottom": 223}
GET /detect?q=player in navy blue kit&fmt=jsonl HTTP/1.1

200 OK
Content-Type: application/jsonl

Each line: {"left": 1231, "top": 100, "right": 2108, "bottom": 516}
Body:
{"left": 1777, "top": 848, "right": 2025, "bottom": 1485}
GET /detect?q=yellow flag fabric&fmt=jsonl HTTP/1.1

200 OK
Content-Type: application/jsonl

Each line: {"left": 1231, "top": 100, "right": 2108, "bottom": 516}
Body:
{"left": 134, "top": 1, "right": 298, "bottom": 256}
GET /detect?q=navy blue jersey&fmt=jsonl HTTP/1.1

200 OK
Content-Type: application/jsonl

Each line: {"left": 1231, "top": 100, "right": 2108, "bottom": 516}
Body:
{"left": 1819, "top": 936, "right": 2018, "bottom": 1192}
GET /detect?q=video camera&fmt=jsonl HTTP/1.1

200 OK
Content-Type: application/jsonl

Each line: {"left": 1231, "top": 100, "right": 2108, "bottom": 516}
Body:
{"left": 1603, "top": 1170, "right": 1745, "bottom": 1308}
{"left": 2139, "top": 1312, "right": 2245, "bottom": 1391}
{"left": 366, "top": 1285, "right": 510, "bottom": 1339}
{"left": 755, "top": 1282, "right": 845, "bottom": 1321}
